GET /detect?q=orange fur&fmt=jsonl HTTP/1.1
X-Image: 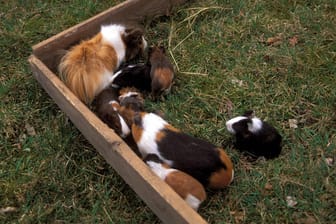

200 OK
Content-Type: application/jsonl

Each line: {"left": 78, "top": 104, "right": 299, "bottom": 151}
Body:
{"left": 164, "top": 124, "right": 180, "bottom": 133}
{"left": 155, "top": 131, "right": 166, "bottom": 142}
{"left": 208, "top": 149, "right": 234, "bottom": 189}
{"left": 59, "top": 33, "right": 119, "bottom": 104}
{"left": 165, "top": 171, "right": 207, "bottom": 202}
{"left": 131, "top": 112, "right": 146, "bottom": 143}
{"left": 153, "top": 68, "right": 174, "bottom": 90}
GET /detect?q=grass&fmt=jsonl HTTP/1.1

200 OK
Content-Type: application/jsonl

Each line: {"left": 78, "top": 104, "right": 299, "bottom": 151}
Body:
{"left": 1, "top": 0, "right": 335, "bottom": 223}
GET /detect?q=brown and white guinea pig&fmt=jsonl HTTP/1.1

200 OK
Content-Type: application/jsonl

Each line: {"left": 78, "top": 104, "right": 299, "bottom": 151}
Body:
{"left": 58, "top": 24, "right": 147, "bottom": 105}
{"left": 147, "top": 45, "right": 174, "bottom": 99}
{"left": 144, "top": 154, "right": 206, "bottom": 211}
{"left": 226, "top": 110, "right": 282, "bottom": 159}
{"left": 92, "top": 86, "right": 130, "bottom": 138}
{"left": 111, "top": 63, "right": 152, "bottom": 92}
{"left": 127, "top": 112, "right": 234, "bottom": 189}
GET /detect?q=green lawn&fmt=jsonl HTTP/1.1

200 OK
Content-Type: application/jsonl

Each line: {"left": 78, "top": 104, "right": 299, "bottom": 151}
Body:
{"left": 1, "top": 0, "right": 335, "bottom": 223}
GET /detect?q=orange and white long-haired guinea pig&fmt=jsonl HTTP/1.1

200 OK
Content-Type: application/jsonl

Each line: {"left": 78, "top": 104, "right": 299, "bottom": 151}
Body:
{"left": 129, "top": 112, "right": 234, "bottom": 189}
{"left": 144, "top": 154, "right": 206, "bottom": 211}
{"left": 58, "top": 24, "right": 147, "bottom": 105}
{"left": 147, "top": 45, "right": 174, "bottom": 99}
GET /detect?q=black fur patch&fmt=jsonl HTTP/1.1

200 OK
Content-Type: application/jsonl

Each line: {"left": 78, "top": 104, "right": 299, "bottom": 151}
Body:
{"left": 234, "top": 121, "right": 282, "bottom": 159}
{"left": 143, "top": 153, "right": 163, "bottom": 163}
{"left": 156, "top": 129, "right": 226, "bottom": 186}
{"left": 113, "top": 64, "right": 152, "bottom": 92}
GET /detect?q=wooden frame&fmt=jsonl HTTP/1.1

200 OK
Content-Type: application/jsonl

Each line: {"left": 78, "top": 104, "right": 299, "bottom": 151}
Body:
{"left": 29, "top": 0, "right": 208, "bottom": 223}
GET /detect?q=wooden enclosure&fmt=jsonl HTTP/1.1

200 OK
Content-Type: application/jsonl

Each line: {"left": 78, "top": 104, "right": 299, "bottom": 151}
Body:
{"left": 28, "top": 0, "right": 208, "bottom": 223}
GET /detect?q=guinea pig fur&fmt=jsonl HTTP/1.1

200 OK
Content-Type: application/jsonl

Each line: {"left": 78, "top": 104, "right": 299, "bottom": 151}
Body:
{"left": 58, "top": 24, "right": 147, "bottom": 105}
{"left": 130, "top": 112, "right": 234, "bottom": 189}
{"left": 93, "top": 86, "right": 130, "bottom": 138}
{"left": 226, "top": 110, "right": 282, "bottom": 159}
{"left": 109, "top": 88, "right": 145, "bottom": 129}
{"left": 118, "top": 87, "right": 145, "bottom": 112}
{"left": 147, "top": 45, "right": 174, "bottom": 99}
{"left": 144, "top": 154, "right": 206, "bottom": 211}
{"left": 111, "top": 63, "right": 152, "bottom": 92}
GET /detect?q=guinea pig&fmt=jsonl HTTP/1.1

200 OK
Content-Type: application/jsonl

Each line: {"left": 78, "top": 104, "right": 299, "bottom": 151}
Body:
{"left": 125, "top": 111, "right": 234, "bottom": 189}
{"left": 144, "top": 154, "right": 206, "bottom": 211}
{"left": 58, "top": 24, "right": 147, "bottom": 105}
{"left": 108, "top": 87, "right": 145, "bottom": 129}
{"left": 147, "top": 45, "right": 174, "bottom": 99}
{"left": 226, "top": 110, "right": 282, "bottom": 159}
{"left": 111, "top": 63, "right": 152, "bottom": 92}
{"left": 92, "top": 86, "right": 130, "bottom": 138}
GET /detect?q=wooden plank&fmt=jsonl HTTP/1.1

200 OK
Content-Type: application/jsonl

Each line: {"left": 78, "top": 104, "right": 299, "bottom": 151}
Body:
{"left": 28, "top": 54, "right": 207, "bottom": 224}
{"left": 32, "top": 0, "right": 187, "bottom": 72}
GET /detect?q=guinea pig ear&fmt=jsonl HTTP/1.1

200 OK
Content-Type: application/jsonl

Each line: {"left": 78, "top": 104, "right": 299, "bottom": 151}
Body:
{"left": 243, "top": 110, "right": 254, "bottom": 117}
{"left": 159, "top": 45, "right": 166, "bottom": 53}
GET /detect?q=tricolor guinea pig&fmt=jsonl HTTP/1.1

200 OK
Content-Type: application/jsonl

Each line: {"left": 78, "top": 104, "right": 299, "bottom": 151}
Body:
{"left": 127, "top": 112, "right": 234, "bottom": 189}
{"left": 58, "top": 24, "right": 147, "bottom": 105}
{"left": 226, "top": 110, "right": 282, "bottom": 159}
{"left": 144, "top": 154, "right": 206, "bottom": 211}
{"left": 147, "top": 45, "right": 174, "bottom": 99}
{"left": 111, "top": 63, "right": 152, "bottom": 92}
{"left": 92, "top": 86, "right": 130, "bottom": 138}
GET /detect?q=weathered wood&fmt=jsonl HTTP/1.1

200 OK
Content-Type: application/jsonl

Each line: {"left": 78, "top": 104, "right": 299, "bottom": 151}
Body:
{"left": 28, "top": 54, "right": 207, "bottom": 223}
{"left": 32, "top": 0, "right": 187, "bottom": 72}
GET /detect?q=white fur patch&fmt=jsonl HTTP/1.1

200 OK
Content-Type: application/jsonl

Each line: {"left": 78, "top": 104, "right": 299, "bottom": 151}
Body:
{"left": 100, "top": 24, "right": 126, "bottom": 68}
{"left": 137, "top": 113, "right": 173, "bottom": 166}
{"left": 142, "top": 36, "right": 148, "bottom": 50}
{"left": 118, "top": 91, "right": 139, "bottom": 101}
{"left": 185, "top": 194, "right": 201, "bottom": 211}
{"left": 248, "top": 117, "right": 263, "bottom": 133}
{"left": 118, "top": 114, "right": 130, "bottom": 138}
{"left": 110, "top": 70, "right": 122, "bottom": 83}
{"left": 226, "top": 116, "right": 247, "bottom": 134}
{"left": 98, "top": 70, "right": 115, "bottom": 94}
{"left": 146, "top": 161, "right": 174, "bottom": 180}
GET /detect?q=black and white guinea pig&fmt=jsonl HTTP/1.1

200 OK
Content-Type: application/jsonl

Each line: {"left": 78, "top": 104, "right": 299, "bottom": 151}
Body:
{"left": 144, "top": 154, "right": 206, "bottom": 211}
{"left": 111, "top": 63, "right": 152, "bottom": 92}
{"left": 93, "top": 86, "right": 130, "bottom": 138}
{"left": 226, "top": 110, "right": 282, "bottom": 159}
{"left": 147, "top": 45, "right": 174, "bottom": 99}
{"left": 129, "top": 111, "right": 234, "bottom": 189}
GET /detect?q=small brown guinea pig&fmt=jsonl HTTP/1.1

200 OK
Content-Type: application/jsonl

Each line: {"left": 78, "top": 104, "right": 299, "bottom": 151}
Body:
{"left": 144, "top": 154, "right": 206, "bottom": 211}
{"left": 147, "top": 45, "right": 174, "bottom": 99}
